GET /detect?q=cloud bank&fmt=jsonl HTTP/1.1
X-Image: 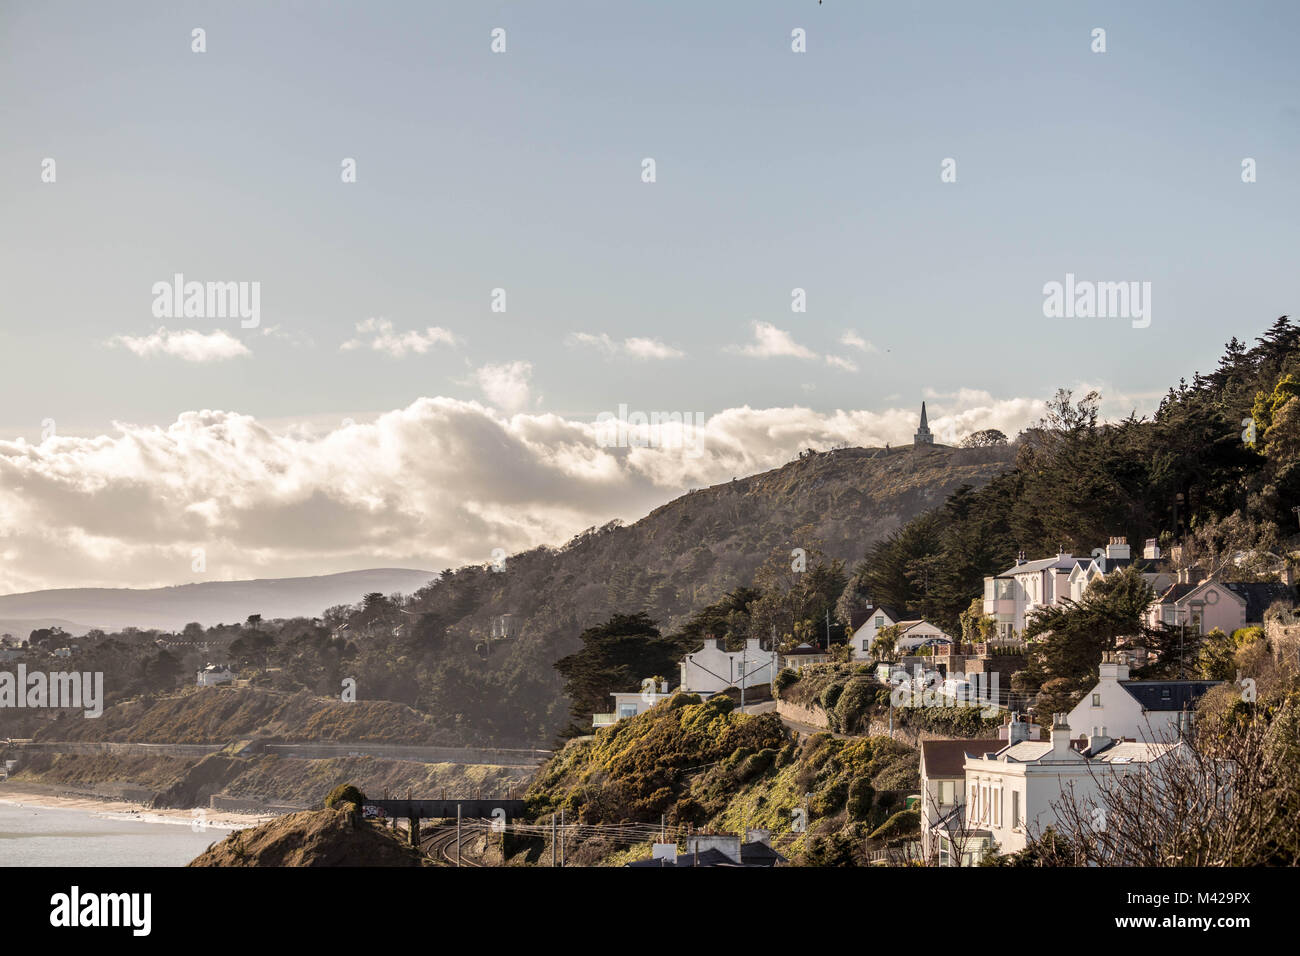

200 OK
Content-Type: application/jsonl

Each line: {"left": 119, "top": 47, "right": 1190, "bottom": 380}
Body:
{"left": 0, "top": 390, "right": 1062, "bottom": 593}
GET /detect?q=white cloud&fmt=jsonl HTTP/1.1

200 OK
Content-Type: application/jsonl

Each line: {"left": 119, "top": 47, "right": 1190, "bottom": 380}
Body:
{"left": 731, "top": 322, "right": 816, "bottom": 359}
{"left": 569, "top": 332, "right": 684, "bottom": 359}
{"left": 474, "top": 361, "right": 533, "bottom": 412}
{"left": 111, "top": 328, "right": 250, "bottom": 362}
{"left": 340, "top": 318, "right": 458, "bottom": 357}
{"left": 0, "top": 389, "right": 1117, "bottom": 592}
{"left": 840, "top": 331, "right": 878, "bottom": 353}
{"left": 825, "top": 355, "right": 859, "bottom": 373}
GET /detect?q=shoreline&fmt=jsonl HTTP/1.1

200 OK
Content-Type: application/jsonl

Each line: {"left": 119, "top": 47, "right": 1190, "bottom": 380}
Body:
{"left": 0, "top": 781, "right": 280, "bottom": 831}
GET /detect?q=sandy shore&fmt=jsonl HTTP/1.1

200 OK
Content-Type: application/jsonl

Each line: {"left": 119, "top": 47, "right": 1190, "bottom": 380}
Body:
{"left": 0, "top": 781, "right": 278, "bottom": 831}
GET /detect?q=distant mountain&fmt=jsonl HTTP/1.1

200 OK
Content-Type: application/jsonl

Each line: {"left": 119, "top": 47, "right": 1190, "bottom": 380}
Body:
{"left": 0, "top": 568, "right": 437, "bottom": 634}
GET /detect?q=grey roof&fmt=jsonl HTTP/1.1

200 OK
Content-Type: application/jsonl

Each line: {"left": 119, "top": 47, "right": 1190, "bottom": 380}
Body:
{"left": 1221, "top": 582, "right": 1295, "bottom": 622}
{"left": 1119, "top": 679, "right": 1223, "bottom": 712}
{"left": 1091, "top": 741, "right": 1180, "bottom": 764}
{"left": 1000, "top": 555, "right": 1078, "bottom": 576}
{"left": 625, "top": 844, "right": 785, "bottom": 867}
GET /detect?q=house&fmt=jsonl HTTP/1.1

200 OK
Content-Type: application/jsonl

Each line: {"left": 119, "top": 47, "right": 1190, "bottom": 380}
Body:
{"left": 983, "top": 550, "right": 1089, "bottom": 639}
{"left": 592, "top": 686, "right": 673, "bottom": 728}
{"left": 1066, "top": 653, "right": 1222, "bottom": 743}
{"left": 983, "top": 537, "right": 1173, "bottom": 640}
{"left": 1145, "top": 576, "right": 1295, "bottom": 636}
{"left": 680, "top": 638, "right": 777, "bottom": 695}
{"left": 920, "top": 735, "right": 1005, "bottom": 863}
{"left": 960, "top": 713, "right": 1184, "bottom": 858}
{"left": 625, "top": 832, "right": 786, "bottom": 867}
{"left": 196, "top": 664, "right": 235, "bottom": 687}
{"left": 849, "top": 611, "right": 953, "bottom": 660}
{"left": 848, "top": 604, "right": 903, "bottom": 658}
{"left": 779, "top": 643, "right": 829, "bottom": 671}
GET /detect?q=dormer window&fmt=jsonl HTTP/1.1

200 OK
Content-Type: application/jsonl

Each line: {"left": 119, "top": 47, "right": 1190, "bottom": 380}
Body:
{"left": 1092, "top": 693, "right": 1101, "bottom": 707}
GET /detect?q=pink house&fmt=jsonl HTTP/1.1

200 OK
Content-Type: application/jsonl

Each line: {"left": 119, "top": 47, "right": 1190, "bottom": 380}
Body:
{"left": 1146, "top": 577, "right": 1294, "bottom": 635}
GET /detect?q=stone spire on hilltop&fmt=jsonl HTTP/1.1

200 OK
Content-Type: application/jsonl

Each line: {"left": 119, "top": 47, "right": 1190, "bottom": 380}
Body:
{"left": 914, "top": 402, "right": 934, "bottom": 446}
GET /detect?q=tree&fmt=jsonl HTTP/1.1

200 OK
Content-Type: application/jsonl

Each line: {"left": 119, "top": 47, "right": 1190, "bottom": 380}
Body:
{"left": 554, "top": 613, "right": 685, "bottom": 733}
{"left": 1014, "top": 566, "right": 1155, "bottom": 712}
{"left": 960, "top": 429, "right": 1008, "bottom": 448}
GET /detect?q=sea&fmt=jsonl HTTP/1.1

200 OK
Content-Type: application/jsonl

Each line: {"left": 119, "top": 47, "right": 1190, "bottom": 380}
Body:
{"left": 0, "top": 799, "right": 236, "bottom": 867}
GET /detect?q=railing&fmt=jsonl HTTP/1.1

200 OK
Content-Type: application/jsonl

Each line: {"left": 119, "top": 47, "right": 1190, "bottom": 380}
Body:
{"left": 591, "top": 714, "right": 617, "bottom": 727}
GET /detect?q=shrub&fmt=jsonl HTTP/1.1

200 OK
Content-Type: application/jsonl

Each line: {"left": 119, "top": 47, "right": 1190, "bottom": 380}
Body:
{"left": 820, "top": 681, "right": 845, "bottom": 711}
{"left": 774, "top": 669, "right": 800, "bottom": 695}
{"left": 846, "top": 777, "right": 875, "bottom": 820}
{"left": 325, "top": 783, "right": 366, "bottom": 809}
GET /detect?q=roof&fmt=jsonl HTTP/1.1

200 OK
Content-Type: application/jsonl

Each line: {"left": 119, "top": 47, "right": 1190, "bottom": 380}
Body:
{"left": 1154, "top": 582, "right": 1201, "bottom": 605}
{"left": 920, "top": 738, "right": 1004, "bottom": 779}
{"left": 1221, "top": 582, "right": 1295, "bottom": 621}
{"left": 1000, "top": 554, "right": 1079, "bottom": 576}
{"left": 1119, "top": 679, "right": 1223, "bottom": 711}
{"left": 783, "top": 644, "right": 827, "bottom": 656}
{"left": 1154, "top": 580, "right": 1294, "bottom": 621}
{"left": 625, "top": 843, "right": 785, "bottom": 867}
{"left": 862, "top": 604, "right": 903, "bottom": 624}
{"left": 1091, "top": 741, "right": 1180, "bottom": 764}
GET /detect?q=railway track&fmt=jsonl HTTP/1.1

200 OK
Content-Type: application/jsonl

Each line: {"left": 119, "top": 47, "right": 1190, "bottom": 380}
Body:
{"left": 422, "top": 823, "right": 483, "bottom": 866}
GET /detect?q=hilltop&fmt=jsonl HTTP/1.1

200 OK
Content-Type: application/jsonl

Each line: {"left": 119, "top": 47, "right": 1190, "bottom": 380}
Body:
{"left": 0, "top": 568, "right": 437, "bottom": 633}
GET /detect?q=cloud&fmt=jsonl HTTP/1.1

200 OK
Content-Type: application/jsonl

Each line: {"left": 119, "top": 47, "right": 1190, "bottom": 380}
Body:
{"left": 569, "top": 332, "right": 684, "bottom": 359}
{"left": 731, "top": 322, "right": 816, "bottom": 359}
{"left": 474, "top": 361, "right": 533, "bottom": 412}
{"left": 825, "top": 355, "right": 859, "bottom": 373}
{"left": 841, "top": 331, "right": 878, "bottom": 353}
{"left": 111, "top": 328, "right": 250, "bottom": 362}
{"left": 340, "top": 318, "right": 458, "bottom": 357}
{"left": 0, "top": 390, "right": 1074, "bottom": 593}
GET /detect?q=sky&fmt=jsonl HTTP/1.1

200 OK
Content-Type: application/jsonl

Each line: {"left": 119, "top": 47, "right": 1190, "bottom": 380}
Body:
{"left": 1, "top": 1, "right": 1297, "bottom": 593}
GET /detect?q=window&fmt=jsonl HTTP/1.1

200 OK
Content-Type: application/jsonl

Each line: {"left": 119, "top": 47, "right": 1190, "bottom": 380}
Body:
{"left": 618, "top": 704, "right": 638, "bottom": 719}
{"left": 1161, "top": 688, "right": 1171, "bottom": 701}
{"left": 863, "top": 640, "right": 870, "bottom": 652}
{"left": 1011, "top": 791, "right": 1020, "bottom": 828}
{"left": 1092, "top": 693, "right": 1101, "bottom": 707}
{"left": 939, "top": 781, "right": 954, "bottom": 805}
{"left": 993, "top": 789, "right": 1001, "bottom": 826}
{"left": 875, "top": 616, "right": 884, "bottom": 629}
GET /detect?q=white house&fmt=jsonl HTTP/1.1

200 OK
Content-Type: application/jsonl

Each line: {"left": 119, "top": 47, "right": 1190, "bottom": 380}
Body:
{"left": 983, "top": 538, "right": 1173, "bottom": 640}
{"left": 920, "top": 735, "right": 1005, "bottom": 864}
{"left": 848, "top": 604, "right": 902, "bottom": 659}
{"left": 1066, "top": 653, "right": 1221, "bottom": 744}
{"left": 959, "top": 713, "right": 1183, "bottom": 859}
{"left": 196, "top": 664, "right": 235, "bottom": 687}
{"left": 680, "top": 638, "right": 777, "bottom": 695}
{"left": 592, "top": 686, "right": 673, "bottom": 728}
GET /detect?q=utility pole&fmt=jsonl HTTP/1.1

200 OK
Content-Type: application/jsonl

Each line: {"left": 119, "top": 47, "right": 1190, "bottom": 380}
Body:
{"left": 456, "top": 803, "right": 462, "bottom": 868}
{"left": 551, "top": 813, "right": 557, "bottom": 867}
{"left": 740, "top": 641, "right": 747, "bottom": 711}
{"left": 560, "top": 807, "right": 565, "bottom": 868}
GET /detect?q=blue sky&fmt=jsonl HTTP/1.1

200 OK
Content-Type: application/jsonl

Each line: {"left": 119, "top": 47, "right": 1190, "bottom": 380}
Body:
{"left": 0, "top": 1, "right": 1297, "bottom": 589}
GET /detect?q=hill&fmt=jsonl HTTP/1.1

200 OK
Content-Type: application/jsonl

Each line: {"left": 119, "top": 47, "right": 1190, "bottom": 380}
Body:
{"left": 188, "top": 806, "right": 427, "bottom": 867}
{"left": 0, "top": 568, "right": 436, "bottom": 632}
{"left": 524, "top": 691, "right": 920, "bottom": 866}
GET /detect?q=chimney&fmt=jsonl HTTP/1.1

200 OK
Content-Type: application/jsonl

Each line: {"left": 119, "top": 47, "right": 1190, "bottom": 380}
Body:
{"left": 745, "top": 828, "right": 771, "bottom": 846}
{"left": 1097, "top": 651, "right": 1130, "bottom": 682}
{"left": 1105, "top": 536, "right": 1130, "bottom": 560}
{"left": 1015, "top": 550, "right": 1026, "bottom": 566}
{"left": 1086, "top": 725, "right": 1112, "bottom": 756}
{"left": 1143, "top": 538, "right": 1161, "bottom": 560}
{"left": 1005, "top": 711, "right": 1030, "bottom": 744}
{"left": 1051, "top": 713, "right": 1072, "bottom": 755}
